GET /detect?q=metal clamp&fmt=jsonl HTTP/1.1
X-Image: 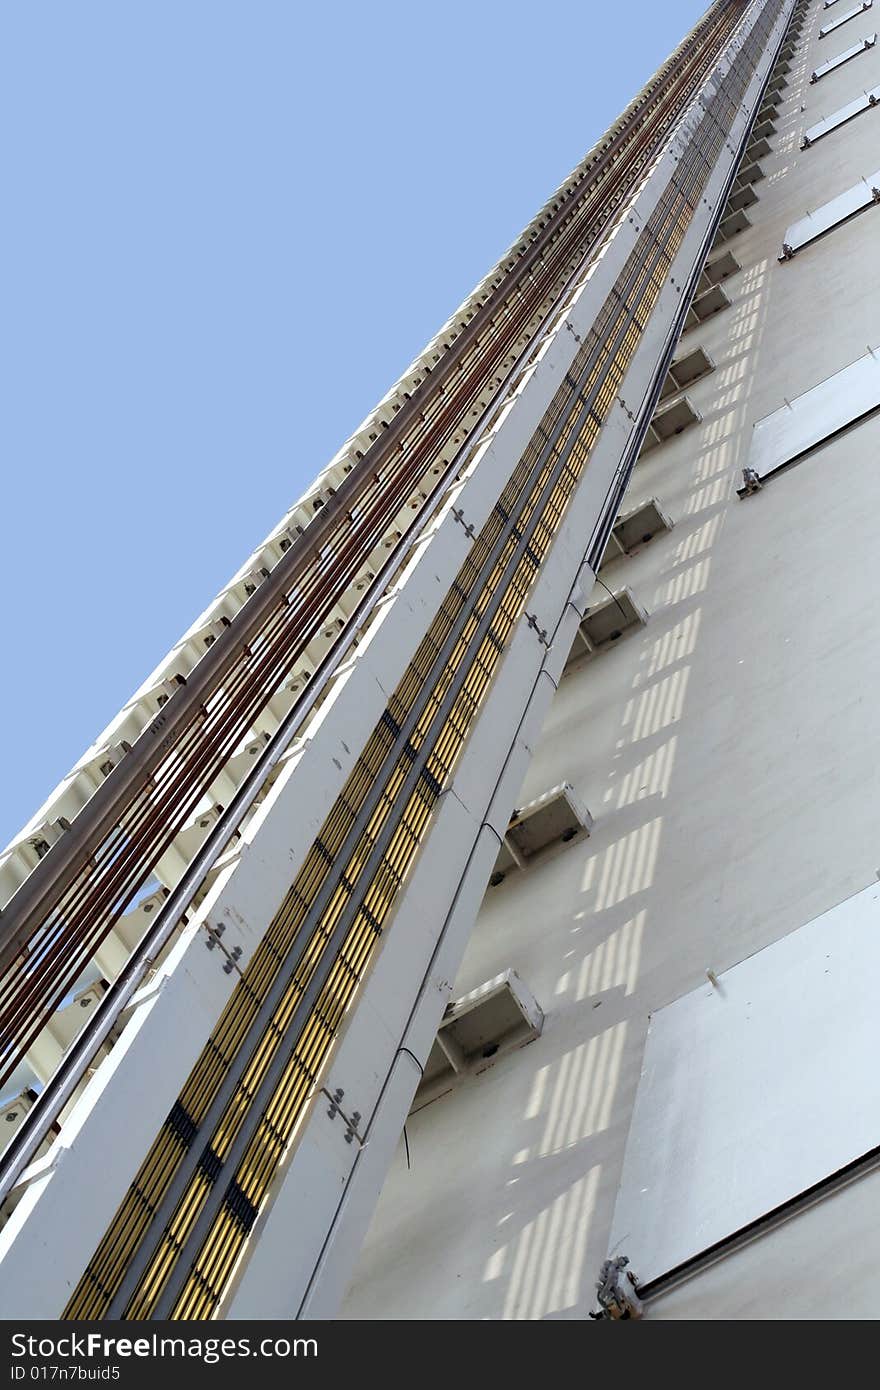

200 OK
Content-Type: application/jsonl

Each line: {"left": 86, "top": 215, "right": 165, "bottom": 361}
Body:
{"left": 524, "top": 612, "right": 550, "bottom": 648}
{"left": 740, "top": 465, "right": 763, "bottom": 496}
{"left": 202, "top": 921, "right": 244, "bottom": 975}
{"left": 589, "top": 1256, "right": 644, "bottom": 1320}
{"left": 322, "top": 1087, "right": 366, "bottom": 1147}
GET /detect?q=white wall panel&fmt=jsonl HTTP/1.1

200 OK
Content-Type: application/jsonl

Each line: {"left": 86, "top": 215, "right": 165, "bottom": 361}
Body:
{"left": 819, "top": 1, "right": 874, "bottom": 38}
{"left": 609, "top": 883, "right": 880, "bottom": 1287}
{"left": 749, "top": 346, "right": 880, "bottom": 478}
{"left": 810, "top": 33, "right": 876, "bottom": 81}
{"left": 781, "top": 168, "right": 880, "bottom": 255}
{"left": 802, "top": 86, "right": 880, "bottom": 145}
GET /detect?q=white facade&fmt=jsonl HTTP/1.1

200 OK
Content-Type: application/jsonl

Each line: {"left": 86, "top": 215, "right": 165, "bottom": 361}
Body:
{"left": 343, "top": 0, "right": 880, "bottom": 1320}
{"left": 0, "top": 0, "right": 786, "bottom": 1308}
{"left": 7, "top": 0, "right": 872, "bottom": 1322}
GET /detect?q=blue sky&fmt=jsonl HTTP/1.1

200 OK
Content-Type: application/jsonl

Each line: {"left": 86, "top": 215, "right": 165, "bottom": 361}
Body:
{"left": 0, "top": 0, "right": 707, "bottom": 848}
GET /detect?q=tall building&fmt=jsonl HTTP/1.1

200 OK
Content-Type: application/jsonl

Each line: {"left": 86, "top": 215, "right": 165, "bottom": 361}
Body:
{"left": 0, "top": 0, "right": 870, "bottom": 1321}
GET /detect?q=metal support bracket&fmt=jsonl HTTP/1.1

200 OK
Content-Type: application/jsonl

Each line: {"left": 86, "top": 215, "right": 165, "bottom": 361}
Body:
{"left": 202, "top": 921, "right": 244, "bottom": 976}
{"left": 322, "top": 1087, "right": 367, "bottom": 1147}
{"left": 739, "top": 465, "right": 764, "bottom": 496}
{"left": 524, "top": 612, "right": 550, "bottom": 647}
{"left": 589, "top": 1256, "right": 644, "bottom": 1320}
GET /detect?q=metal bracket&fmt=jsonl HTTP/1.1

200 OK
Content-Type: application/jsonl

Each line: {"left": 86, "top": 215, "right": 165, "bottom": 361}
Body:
{"left": 322, "top": 1086, "right": 367, "bottom": 1147}
{"left": 740, "top": 465, "right": 764, "bottom": 496}
{"left": 203, "top": 921, "right": 224, "bottom": 950}
{"left": 524, "top": 611, "right": 550, "bottom": 647}
{"left": 451, "top": 507, "right": 476, "bottom": 539}
{"left": 589, "top": 1256, "right": 644, "bottom": 1320}
{"left": 202, "top": 921, "right": 244, "bottom": 975}
{"left": 222, "top": 947, "right": 243, "bottom": 974}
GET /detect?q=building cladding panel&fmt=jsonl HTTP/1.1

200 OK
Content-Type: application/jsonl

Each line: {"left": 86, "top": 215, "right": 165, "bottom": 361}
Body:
{"left": 3, "top": 0, "right": 876, "bottom": 1323}
{"left": 343, "top": 0, "right": 880, "bottom": 1321}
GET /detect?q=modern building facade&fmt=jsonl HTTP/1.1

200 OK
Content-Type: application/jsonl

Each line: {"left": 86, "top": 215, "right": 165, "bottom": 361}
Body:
{"left": 1, "top": 0, "right": 875, "bottom": 1320}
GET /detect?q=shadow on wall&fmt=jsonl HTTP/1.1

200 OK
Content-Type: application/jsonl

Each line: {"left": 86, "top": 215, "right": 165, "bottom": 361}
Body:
{"left": 453, "top": 261, "right": 777, "bottom": 1320}
{"left": 345, "top": 255, "right": 784, "bottom": 1322}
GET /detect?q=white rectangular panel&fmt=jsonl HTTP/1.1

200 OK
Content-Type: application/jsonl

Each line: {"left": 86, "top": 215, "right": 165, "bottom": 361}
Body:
{"left": 781, "top": 169, "right": 880, "bottom": 256}
{"left": 802, "top": 86, "right": 880, "bottom": 145}
{"left": 810, "top": 33, "right": 876, "bottom": 81}
{"left": 820, "top": 0, "right": 873, "bottom": 38}
{"left": 609, "top": 882, "right": 880, "bottom": 1286}
{"left": 748, "top": 347, "right": 880, "bottom": 478}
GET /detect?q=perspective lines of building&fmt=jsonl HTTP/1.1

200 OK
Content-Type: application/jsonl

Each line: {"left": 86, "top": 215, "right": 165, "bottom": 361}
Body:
{"left": 0, "top": 0, "right": 875, "bottom": 1321}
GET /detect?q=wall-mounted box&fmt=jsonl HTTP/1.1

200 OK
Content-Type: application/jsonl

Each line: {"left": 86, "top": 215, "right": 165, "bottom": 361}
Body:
{"left": 564, "top": 587, "right": 648, "bottom": 673}
{"left": 492, "top": 782, "right": 593, "bottom": 881}
{"left": 640, "top": 396, "right": 701, "bottom": 454}
{"left": 601, "top": 498, "right": 674, "bottom": 569}
{"left": 684, "top": 284, "right": 731, "bottom": 330}
{"left": 711, "top": 209, "right": 750, "bottom": 248}
{"left": 700, "top": 252, "right": 740, "bottom": 290}
{"left": 660, "top": 347, "right": 715, "bottom": 401}
{"left": 745, "top": 136, "right": 772, "bottom": 161}
{"left": 726, "top": 183, "right": 759, "bottom": 214}
{"left": 411, "top": 970, "right": 544, "bottom": 1112}
{"left": 735, "top": 161, "right": 764, "bottom": 188}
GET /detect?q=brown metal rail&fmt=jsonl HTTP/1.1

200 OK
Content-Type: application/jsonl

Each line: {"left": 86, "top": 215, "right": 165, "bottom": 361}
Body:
{"left": 0, "top": 2, "right": 745, "bottom": 1110}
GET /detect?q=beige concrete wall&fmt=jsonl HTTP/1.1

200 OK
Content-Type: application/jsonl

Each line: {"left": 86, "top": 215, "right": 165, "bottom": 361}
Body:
{"left": 343, "top": 0, "right": 880, "bottom": 1320}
